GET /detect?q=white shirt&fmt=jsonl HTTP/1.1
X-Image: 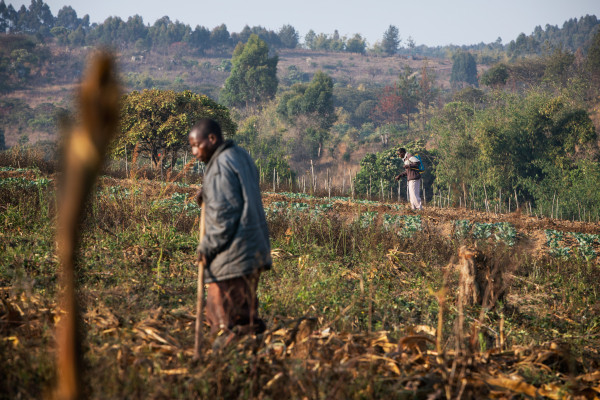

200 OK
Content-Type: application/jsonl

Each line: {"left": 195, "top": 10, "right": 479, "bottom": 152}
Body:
{"left": 403, "top": 154, "right": 419, "bottom": 166}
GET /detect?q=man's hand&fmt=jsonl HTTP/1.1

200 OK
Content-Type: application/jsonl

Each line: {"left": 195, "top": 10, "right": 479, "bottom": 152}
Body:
{"left": 197, "top": 252, "right": 208, "bottom": 266}
{"left": 194, "top": 188, "right": 203, "bottom": 207}
{"left": 394, "top": 174, "right": 401, "bottom": 181}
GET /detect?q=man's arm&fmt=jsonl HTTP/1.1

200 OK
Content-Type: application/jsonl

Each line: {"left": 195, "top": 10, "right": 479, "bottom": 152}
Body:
{"left": 197, "top": 162, "right": 243, "bottom": 263}
{"left": 395, "top": 170, "right": 407, "bottom": 180}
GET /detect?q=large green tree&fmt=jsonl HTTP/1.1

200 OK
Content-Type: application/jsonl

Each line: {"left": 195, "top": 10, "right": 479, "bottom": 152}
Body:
{"left": 304, "top": 29, "right": 316, "bottom": 49}
{"left": 220, "top": 34, "right": 278, "bottom": 108}
{"left": 278, "top": 24, "right": 299, "bottom": 48}
{"left": 115, "top": 89, "right": 236, "bottom": 167}
{"left": 430, "top": 101, "right": 479, "bottom": 203}
{"left": 396, "top": 66, "right": 419, "bottom": 128}
{"left": 382, "top": 25, "right": 400, "bottom": 56}
{"left": 480, "top": 63, "right": 509, "bottom": 88}
{"left": 55, "top": 5, "right": 78, "bottom": 30}
{"left": 450, "top": 51, "right": 478, "bottom": 87}
{"left": 277, "top": 71, "right": 335, "bottom": 157}
{"left": 373, "top": 66, "right": 420, "bottom": 128}
{"left": 543, "top": 46, "right": 575, "bottom": 86}
{"left": 346, "top": 33, "right": 366, "bottom": 54}
{"left": 586, "top": 29, "right": 600, "bottom": 83}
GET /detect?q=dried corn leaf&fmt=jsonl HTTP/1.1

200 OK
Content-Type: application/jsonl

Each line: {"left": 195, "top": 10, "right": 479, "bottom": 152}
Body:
{"left": 134, "top": 326, "right": 170, "bottom": 344}
{"left": 371, "top": 332, "right": 396, "bottom": 353}
{"left": 265, "top": 372, "right": 284, "bottom": 389}
{"left": 538, "top": 383, "right": 565, "bottom": 400}
{"left": 578, "top": 371, "right": 600, "bottom": 382}
{"left": 485, "top": 375, "right": 538, "bottom": 397}
{"left": 85, "top": 305, "right": 119, "bottom": 329}
{"left": 160, "top": 368, "right": 188, "bottom": 375}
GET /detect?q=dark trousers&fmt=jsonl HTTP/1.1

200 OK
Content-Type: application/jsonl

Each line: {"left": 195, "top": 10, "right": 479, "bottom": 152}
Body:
{"left": 206, "top": 270, "right": 265, "bottom": 335}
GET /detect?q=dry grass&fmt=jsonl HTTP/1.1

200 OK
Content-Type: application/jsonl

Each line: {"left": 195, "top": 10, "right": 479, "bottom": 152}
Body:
{"left": 276, "top": 49, "right": 457, "bottom": 89}
{"left": 1, "top": 169, "right": 600, "bottom": 399}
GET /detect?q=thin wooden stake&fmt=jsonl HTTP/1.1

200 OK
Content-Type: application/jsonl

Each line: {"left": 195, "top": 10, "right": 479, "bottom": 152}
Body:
{"left": 193, "top": 205, "right": 207, "bottom": 360}
{"left": 483, "top": 184, "right": 489, "bottom": 213}
{"left": 310, "top": 160, "right": 315, "bottom": 193}
{"left": 499, "top": 189, "right": 502, "bottom": 214}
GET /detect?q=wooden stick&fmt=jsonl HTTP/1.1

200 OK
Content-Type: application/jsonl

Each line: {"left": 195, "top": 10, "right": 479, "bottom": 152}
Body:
{"left": 311, "top": 160, "right": 315, "bottom": 193}
{"left": 193, "top": 205, "right": 207, "bottom": 361}
{"left": 499, "top": 188, "right": 502, "bottom": 213}
{"left": 483, "top": 184, "right": 489, "bottom": 213}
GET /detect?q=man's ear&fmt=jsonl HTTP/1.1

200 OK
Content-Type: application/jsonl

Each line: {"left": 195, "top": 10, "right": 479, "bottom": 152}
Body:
{"left": 207, "top": 133, "right": 218, "bottom": 145}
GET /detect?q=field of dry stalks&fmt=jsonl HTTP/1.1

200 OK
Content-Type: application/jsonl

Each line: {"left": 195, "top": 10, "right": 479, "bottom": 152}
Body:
{"left": 1, "top": 167, "right": 600, "bottom": 399}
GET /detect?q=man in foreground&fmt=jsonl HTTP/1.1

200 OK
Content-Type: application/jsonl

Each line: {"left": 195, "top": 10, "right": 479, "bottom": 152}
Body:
{"left": 395, "top": 147, "right": 423, "bottom": 210}
{"left": 189, "top": 118, "right": 271, "bottom": 338}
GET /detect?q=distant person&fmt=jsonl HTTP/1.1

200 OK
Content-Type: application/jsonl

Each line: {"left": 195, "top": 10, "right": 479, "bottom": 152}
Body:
{"left": 395, "top": 148, "right": 423, "bottom": 210}
{"left": 189, "top": 118, "right": 271, "bottom": 341}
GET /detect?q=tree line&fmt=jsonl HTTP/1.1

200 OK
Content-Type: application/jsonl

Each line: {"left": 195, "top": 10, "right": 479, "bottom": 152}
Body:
{"left": 0, "top": 0, "right": 300, "bottom": 53}
{"left": 2, "top": 0, "right": 597, "bottom": 59}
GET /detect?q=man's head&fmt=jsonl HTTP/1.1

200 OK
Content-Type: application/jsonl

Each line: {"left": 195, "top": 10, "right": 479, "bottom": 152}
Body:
{"left": 189, "top": 118, "right": 224, "bottom": 163}
{"left": 397, "top": 147, "right": 407, "bottom": 159}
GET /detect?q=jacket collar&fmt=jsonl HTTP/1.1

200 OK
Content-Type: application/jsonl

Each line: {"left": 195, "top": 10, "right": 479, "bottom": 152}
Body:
{"left": 205, "top": 139, "right": 234, "bottom": 173}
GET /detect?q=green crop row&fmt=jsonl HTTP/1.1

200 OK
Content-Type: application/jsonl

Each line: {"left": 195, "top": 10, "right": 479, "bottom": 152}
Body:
{"left": 152, "top": 192, "right": 200, "bottom": 215}
{"left": 454, "top": 220, "right": 518, "bottom": 246}
{"left": 0, "top": 177, "right": 52, "bottom": 188}
{"left": 545, "top": 230, "right": 599, "bottom": 260}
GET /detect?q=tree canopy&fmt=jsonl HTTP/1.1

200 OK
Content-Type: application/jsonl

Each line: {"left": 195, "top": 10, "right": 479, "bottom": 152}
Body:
{"left": 115, "top": 89, "right": 236, "bottom": 167}
{"left": 432, "top": 91, "right": 598, "bottom": 214}
{"left": 586, "top": 29, "right": 600, "bottom": 82}
{"left": 346, "top": 34, "right": 367, "bottom": 54}
{"left": 450, "top": 51, "right": 478, "bottom": 87}
{"left": 382, "top": 25, "right": 400, "bottom": 55}
{"left": 480, "top": 63, "right": 509, "bottom": 87}
{"left": 373, "top": 65, "right": 433, "bottom": 128}
{"left": 278, "top": 71, "right": 334, "bottom": 128}
{"left": 220, "top": 34, "right": 278, "bottom": 108}
{"left": 278, "top": 24, "right": 299, "bottom": 48}
{"left": 277, "top": 71, "right": 335, "bottom": 157}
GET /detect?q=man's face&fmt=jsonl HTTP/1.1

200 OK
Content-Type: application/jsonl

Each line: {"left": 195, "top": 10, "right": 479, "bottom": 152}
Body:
{"left": 189, "top": 131, "right": 217, "bottom": 163}
{"left": 398, "top": 151, "right": 406, "bottom": 159}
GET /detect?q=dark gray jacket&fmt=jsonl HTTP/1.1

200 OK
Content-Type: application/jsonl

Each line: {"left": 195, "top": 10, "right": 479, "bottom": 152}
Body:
{"left": 197, "top": 140, "right": 271, "bottom": 283}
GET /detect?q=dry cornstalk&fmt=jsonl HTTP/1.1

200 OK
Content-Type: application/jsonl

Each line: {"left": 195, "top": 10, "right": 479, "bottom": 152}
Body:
{"left": 55, "top": 52, "right": 120, "bottom": 400}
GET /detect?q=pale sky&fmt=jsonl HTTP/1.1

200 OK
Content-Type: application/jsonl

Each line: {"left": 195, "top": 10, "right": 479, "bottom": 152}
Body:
{"left": 8, "top": 0, "right": 600, "bottom": 46}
